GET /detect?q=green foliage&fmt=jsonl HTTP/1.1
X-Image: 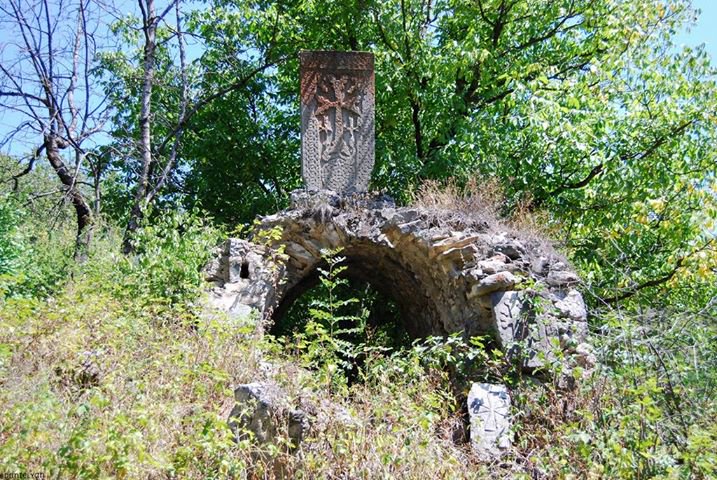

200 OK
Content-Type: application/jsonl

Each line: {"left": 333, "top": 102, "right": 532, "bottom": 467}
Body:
{"left": 0, "top": 270, "right": 258, "bottom": 478}
{"left": 1, "top": 1, "right": 716, "bottom": 478}
{"left": 275, "top": 278, "right": 409, "bottom": 347}
{"left": 0, "top": 156, "right": 83, "bottom": 299}
{"left": 116, "top": 208, "right": 220, "bottom": 306}
{"left": 145, "top": 0, "right": 716, "bottom": 309}
{"left": 0, "top": 195, "right": 22, "bottom": 277}
{"left": 0, "top": 241, "right": 481, "bottom": 479}
{"left": 422, "top": 334, "right": 505, "bottom": 381}
{"left": 507, "top": 305, "right": 717, "bottom": 479}
{"left": 0, "top": 197, "right": 74, "bottom": 300}
{"left": 3, "top": 0, "right": 713, "bottom": 309}
{"left": 290, "top": 248, "right": 370, "bottom": 392}
{"left": 1, "top": 223, "right": 716, "bottom": 478}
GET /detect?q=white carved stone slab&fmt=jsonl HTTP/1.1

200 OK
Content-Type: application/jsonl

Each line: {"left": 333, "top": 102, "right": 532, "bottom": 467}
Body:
{"left": 468, "top": 382, "right": 512, "bottom": 460}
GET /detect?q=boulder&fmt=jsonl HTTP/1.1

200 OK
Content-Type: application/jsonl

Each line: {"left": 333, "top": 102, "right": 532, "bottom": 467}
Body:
{"left": 229, "top": 382, "right": 307, "bottom": 449}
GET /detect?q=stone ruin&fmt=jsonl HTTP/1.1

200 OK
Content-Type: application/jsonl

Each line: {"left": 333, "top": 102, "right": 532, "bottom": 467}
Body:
{"left": 205, "top": 51, "right": 594, "bottom": 461}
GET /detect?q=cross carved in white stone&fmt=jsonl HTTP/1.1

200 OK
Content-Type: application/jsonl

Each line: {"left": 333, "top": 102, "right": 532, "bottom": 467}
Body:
{"left": 472, "top": 391, "right": 509, "bottom": 432}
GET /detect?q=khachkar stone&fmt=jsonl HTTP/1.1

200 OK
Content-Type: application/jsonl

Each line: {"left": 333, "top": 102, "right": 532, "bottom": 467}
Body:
{"left": 300, "top": 51, "right": 375, "bottom": 193}
{"left": 468, "top": 383, "right": 512, "bottom": 460}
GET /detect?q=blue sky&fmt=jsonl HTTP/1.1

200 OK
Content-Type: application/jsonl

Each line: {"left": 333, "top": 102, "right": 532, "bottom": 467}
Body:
{"left": 676, "top": 0, "right": 717, "bottom": 59}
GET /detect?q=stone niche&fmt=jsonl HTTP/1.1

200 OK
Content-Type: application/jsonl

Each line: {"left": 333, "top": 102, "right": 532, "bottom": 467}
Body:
{"left": 205, "top": 190, "right": 596, "bottom": 461}
{"left": 210, "top": 51, "right": 594, "bottom": 462}
{"left": 204, "top": 190, "right": 592, "bottom": 371}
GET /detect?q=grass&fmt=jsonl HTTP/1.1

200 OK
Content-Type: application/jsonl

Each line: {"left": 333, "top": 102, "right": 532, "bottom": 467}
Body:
{"left": 410, "top": 178, "right": 569, "bottom": 264}
{"left": 3, "top": 264, "right": 715, "bottom": 478}
{"left": 0, "top": 270, "right": 488, "bottom": 478}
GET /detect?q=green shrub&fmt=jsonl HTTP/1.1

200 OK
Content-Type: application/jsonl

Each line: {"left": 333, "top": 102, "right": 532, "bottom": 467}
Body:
{"left": 0, "top": 194, "right": 74, "bottom": 300}
{"left": 288, "top": 248, "right": 370, "bottom": 393}
{"left": 116, "top": 208, "right": 220, "bottom": 307}
{"left": 0, "top": 272, "right": 259, "bottom": 478}
{"left": 507, "top": 305, "right": 717, "bottom": 479}
{"left": 0, "top": 195, "right": 22, "bottom": 277}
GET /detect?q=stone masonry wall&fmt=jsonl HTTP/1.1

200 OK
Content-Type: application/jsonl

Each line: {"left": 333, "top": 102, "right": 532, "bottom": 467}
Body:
{"left": 204, "top": 190, "right": 591, "bottom": 370}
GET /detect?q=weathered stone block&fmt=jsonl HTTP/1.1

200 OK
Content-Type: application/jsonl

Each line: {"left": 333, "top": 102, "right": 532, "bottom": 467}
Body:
{"left": 574, "top": 342, "right": 597, "bottom": 370}
{"left": 478, "top": 253, "right": 510, "bottom": 275}
{"left": 493, "top": 240, "right": 526, "bottom": 260}
{"left": 230, "top": 382, "right": 307, "bottom": 448}
{"left": 300, "top": 51, "right": 374, "bottom": 193}
{"left": 470, "top": 272, "right": 519, "bottom": 297}
{"left": 546, "top": 270, "right": 580, "bottom": 286}
{"left": 468, "top": 383, "right": 512, "bottom": 460}
{"left": 490, "top": 291, "right": 526, "bottom": 347}
{"left": 490, "top": 290, "right": 588, "bottom": 370}
{"left": 553, "top": 289, "right": 588, "bottom": 322}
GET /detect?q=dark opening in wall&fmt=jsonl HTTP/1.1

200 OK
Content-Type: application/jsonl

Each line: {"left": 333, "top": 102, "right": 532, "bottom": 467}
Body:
{"left": 270, "top": 272, "right": 413, "bottom": 384}
{"left": 272, "top": 246, "right": 444, "bottom": 340}
{"left": 271, "top": 280, "right": 410, "bottom": 350}
{"left": 240, "top": 262, "right": 250, "bottom": 279}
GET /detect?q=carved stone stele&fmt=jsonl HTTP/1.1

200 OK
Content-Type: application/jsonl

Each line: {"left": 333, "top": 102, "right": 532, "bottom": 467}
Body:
{"left": 468, "top": 383, "right": 512, "bottom": 460}
{"left": 300, "top": 51, "right": 375, "bottom": 193}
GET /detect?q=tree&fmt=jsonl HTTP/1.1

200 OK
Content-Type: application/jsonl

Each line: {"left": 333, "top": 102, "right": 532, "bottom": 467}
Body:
{"left": 215, "top": 0, "right": 717, "bottom": 308}
{"left": 121, "top": 0, "right": 183, "bottom": 253}
{"left": 97, "top": 0, "right": 286, "bottom": 252}
{"left": 180, "top": 1, "right": 303, "bottom": 225}
{"left": 0, "top": 0, "right": 113, "bottom": 261}
{"left": 92, "top": 0, "right": 717, "bottom": 306}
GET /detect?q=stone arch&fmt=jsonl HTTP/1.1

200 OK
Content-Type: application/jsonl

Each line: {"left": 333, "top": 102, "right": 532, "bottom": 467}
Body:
{"left": 270, "top": 234, "right": 446, "bottom": 339}
{"left": 204, "top": 191, "right": 590, "bottom": 369}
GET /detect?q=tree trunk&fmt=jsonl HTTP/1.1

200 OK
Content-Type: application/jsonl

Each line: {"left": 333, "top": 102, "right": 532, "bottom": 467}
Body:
{"left": 122, "top": 0, "right": 157, "bottom": 254}
{"left": 44, "top": 135, "right": 94, "bottom": 262}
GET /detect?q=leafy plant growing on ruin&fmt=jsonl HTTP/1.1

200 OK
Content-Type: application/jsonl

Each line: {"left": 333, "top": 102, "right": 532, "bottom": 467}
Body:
{"left": 293, "top": 248, "right": 369, "bottom": 393}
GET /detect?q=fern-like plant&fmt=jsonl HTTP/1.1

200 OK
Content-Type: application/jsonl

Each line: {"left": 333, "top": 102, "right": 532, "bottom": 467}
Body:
{"left": 297, "top": 247, "right": 368, "bottom": 393}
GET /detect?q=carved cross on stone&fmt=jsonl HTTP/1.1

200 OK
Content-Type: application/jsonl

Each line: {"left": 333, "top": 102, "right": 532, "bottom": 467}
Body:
{"left": 468, "top": 382, "right": 512, "bottom": 460}
{"left": 300, "top": 51, "right": 375, "bottom": 193}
